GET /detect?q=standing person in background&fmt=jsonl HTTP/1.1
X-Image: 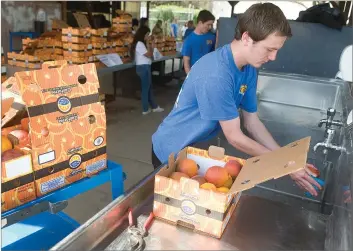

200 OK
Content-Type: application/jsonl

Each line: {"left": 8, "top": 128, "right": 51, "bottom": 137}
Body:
{"left": 183, "top": 20, "right": 195, "bottom": 40}
{"left": 181, "top": 22, "right": 188, "bottom": 38}
{"left": 130, "top": 26, "right": 164, "bottom": 115}
{"left": 132, "top": 18, "right": 139, "bottom": 34}
{"left": 152, "top": 20, "right": 164, "bottom": 37}
{"left": 170, "top": 18, "right": 179, "bottom": 38}
{"left": 181, "top": 10, "right": 216, "bottom": 74}
{"left": 139, "top": 17, "right": 149, "bottom": 28}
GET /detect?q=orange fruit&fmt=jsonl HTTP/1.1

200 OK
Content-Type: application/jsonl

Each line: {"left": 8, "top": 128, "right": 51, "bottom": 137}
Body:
{"left": 200, "top": 182, "right": 217, "bottom": 191}
{"left": 217, "top": 187, "right": 230, "bottom": 193}
{"left": 177, "top": 158, "right": 198, "bottom": 177}
{"left": 223, "top": 176, "right": 233, "bottom": 189}
{"left": 205, "top": 166, "right": 229, "bottom": 187}
{"left": 2, "top": 135, "right": 13, "bottom": 153}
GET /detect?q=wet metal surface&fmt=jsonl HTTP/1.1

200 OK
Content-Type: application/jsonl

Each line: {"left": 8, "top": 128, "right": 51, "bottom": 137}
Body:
{"left": 106, "top": 196, "right": 327, "bottom": 251}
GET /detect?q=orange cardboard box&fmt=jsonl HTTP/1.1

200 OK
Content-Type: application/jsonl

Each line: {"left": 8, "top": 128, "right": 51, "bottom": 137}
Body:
{"left": 7, "top": 52, "right": 41, "bottom": 69}
{"left": 106, "top": 42, "right": 117, "bottom": 54}
{"left": 62, "top": 27, "right": 91, "bottom": 44}
{"left": 1, "top": 78, "right": 36, "bottom": 212}
{"left": 90, "top": 28, "right": 108, "bottom": 43}
{"left": 13, "top": 60, "right": 107, "bottom": 196}
{"left": 65, "top": 56, "right": 94, "bottom": 65}
{"left": 1, "top": 124, "right": 35, "bottom": 212}
{"left": 63, "top": 43, "right": 93, "bottom": 57}
{"left": 153, "top": 137, "right": 311, "bottom": 238}
{"left": 92, "top": 43, "right": 107, "bottom": 55}
{"left": 22, "top": 38, "right": 37, "bottom": 51}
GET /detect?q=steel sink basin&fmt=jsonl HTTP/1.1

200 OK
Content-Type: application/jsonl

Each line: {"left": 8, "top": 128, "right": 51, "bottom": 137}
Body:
{"left": 195, "top": 71, "right": 346, "bottom": 215}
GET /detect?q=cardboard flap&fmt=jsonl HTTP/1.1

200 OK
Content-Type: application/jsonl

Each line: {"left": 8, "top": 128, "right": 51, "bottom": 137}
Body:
{"left": 73, "top": 13, "right": 91, "bottom": 28}
{"left": 230, "top": 137, "right": 311, "bottom": 195}
{"left": 208, "top": 145, "right": 225, "bottom": 159}
{"left": 51, "top": 18, "right": 69, "bottom": 29}
{"left": 1, "top": 97, "right": 14, "bottom": 118}
{"left": 1, "top": 77, "right": 26, "bottom": 128}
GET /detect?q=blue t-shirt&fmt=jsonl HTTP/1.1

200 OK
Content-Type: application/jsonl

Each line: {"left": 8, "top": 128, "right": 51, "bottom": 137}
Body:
{"left": 171, "top": 23, "right": 178, "bottom": 37}
{"left": 181, "top": 32, "right": 216, "bottom": 67}
{"left": 152, "top": 44, "right": 258, "bottom": 163}
{"left": 183, "top": 28, "right": 194, "bottom": 39}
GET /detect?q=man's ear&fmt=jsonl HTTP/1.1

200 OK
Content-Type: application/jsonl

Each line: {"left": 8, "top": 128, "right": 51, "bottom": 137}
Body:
{"left": 241, "top": 31, "right": 253, "bottom": 46}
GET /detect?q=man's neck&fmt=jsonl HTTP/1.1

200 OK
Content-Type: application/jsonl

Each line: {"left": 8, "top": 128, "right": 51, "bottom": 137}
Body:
{"left": 194, "top": 26, "right": 204, "bottom": 35}
{"left": 230, "top": 40, "right": 248, "bottom": 70}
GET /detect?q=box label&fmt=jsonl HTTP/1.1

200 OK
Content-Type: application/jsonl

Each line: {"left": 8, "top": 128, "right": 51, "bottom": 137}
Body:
{"left": 181, "top": 200, "right": 197, "bottom": 215}
{"left": 86, "top": 159, "right": 106, "bottom": 174}
{"left": 5, "top": 155, "right": 32, "bottom": 179}
{"left": 38, "top": 150, "right": 56, "bottom": 165}
{"left": 40, "top": 175, "right": 65, "bottom": 194}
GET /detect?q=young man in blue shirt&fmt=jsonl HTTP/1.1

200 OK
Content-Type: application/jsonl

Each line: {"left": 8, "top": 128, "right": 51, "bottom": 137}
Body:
{"left": 182, "top": 10, "right": 216, "bottom": 74}
{"left": 152, "top": 3, "right": 322, "bottom": 196}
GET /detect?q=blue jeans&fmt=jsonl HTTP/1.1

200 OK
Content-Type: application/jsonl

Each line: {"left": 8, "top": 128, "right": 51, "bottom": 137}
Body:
{"left": 136, "top": 64, "right": 158, "bottom": 112}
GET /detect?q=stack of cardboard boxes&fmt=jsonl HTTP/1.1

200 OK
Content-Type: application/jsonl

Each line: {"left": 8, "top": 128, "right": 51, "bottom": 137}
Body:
{"left": 148, "top": 36, "right": 177, "bottom": 57}
{"left": 36, "top": 37, "right": 64, "bottom": 61}
{"left": 62, "top": 27, "right": 93, "bottom": 65}
{"left": 110, "top": 11, "right": 133, "bottom": 63}
{"left": 1, "top": 61, "right": 108, "bottom": 212}
{"left": 164, "top": 36, "right": 177, "bottom": 56}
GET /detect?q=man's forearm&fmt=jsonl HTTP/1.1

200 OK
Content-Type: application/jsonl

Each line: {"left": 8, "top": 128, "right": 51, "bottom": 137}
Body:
{"left": 183, "top": 58, "right": 191, "bottom": 74}
{"left": 227, "top": 132, "right": 272, "bottom": 157}
{"left": 245, "top": 117, "right": 280, "bottom": 151}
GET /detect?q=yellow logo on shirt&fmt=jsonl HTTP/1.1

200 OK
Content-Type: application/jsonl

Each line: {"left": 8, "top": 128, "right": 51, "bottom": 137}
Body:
{"left": 206, "top": 40, "right": 213, "bottom": 45}
{"left": 239, "top": 84, "right": 248, "bottom": 95}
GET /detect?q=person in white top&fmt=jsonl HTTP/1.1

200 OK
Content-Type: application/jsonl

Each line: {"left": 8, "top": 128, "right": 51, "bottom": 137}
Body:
{"left": 130, "top": 26, "right": 164, "bottom": 115}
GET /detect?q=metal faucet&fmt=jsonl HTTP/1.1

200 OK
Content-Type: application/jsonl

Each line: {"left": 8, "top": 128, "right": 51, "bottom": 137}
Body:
{"left": 318, "top": 108, "right": 344, "bottom": 128}
{"left": 313, "top": 128, "right": 347, "bottom": 153}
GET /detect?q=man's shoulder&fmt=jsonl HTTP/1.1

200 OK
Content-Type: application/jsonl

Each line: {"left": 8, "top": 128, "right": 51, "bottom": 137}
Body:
{"left": 193, "top": 51, "right": 232, "bottom": 78}
{"left": 205, "top": 32, "right": 216, "bottom": 39}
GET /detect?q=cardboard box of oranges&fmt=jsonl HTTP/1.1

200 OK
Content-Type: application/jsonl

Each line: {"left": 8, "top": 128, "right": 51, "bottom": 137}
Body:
{"left": 1, "top": 78, "right": 35, "bottom": 211}
{"left": 11, "top": 60, "right": 108, "bottom": 197}
{"left": 1, "top": 124, "right": 35, "bottom": 212}
{"left": 153, "top": 137, "right": 311, "bottom": 238}
{"left": 1, "top": 61, "right": 108, "bottom": 212}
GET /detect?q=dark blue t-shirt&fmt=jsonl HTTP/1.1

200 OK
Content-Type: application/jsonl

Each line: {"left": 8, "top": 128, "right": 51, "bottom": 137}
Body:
{"left": 152, "top": 44, "right": 258, "bottom": 162}
{"left": 181, "top": 31, "right": 216, "bottom": 67}
{"left": 183, "top": 28, "right": 194, "bottom": 39}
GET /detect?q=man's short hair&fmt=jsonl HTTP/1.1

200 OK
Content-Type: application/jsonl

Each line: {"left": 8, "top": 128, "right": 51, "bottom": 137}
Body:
{"left": 197, "top": 10, "right": 215, "bottom": 23}
{"left": 234, "top": 3, "right": 292, "bottom": 42}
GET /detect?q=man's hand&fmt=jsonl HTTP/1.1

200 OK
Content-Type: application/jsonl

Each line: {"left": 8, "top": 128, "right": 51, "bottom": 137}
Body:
{"left": 289, "top": 164, "right": 322, "bottom": 196}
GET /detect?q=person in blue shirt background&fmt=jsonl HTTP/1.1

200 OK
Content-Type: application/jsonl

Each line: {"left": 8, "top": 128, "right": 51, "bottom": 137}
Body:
{"left": 181, "top": 10, "right": 216, "bottom": 74}
{"left": 152, "top": 3, "right": 322, "bottom": 197}
{"left": 183, "top": 20, "right": 195, "bottom": 40}
{"left": 170, "top": 18, "right": 179, "bottom": 38}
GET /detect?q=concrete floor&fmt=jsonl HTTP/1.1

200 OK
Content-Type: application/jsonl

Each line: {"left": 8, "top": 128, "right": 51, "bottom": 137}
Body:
{"left": 63, "top": 80, "right": 181, "bottom": 224}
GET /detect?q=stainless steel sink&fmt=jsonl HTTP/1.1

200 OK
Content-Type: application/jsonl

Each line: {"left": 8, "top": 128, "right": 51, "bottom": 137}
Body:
{"left": 196, "top": 72, "right": 345, "bottom": 215}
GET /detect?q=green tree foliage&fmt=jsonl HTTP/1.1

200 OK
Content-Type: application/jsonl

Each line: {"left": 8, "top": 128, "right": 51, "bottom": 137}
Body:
{"left": 156, "top": 9, "right": 174, "bottom": 35}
